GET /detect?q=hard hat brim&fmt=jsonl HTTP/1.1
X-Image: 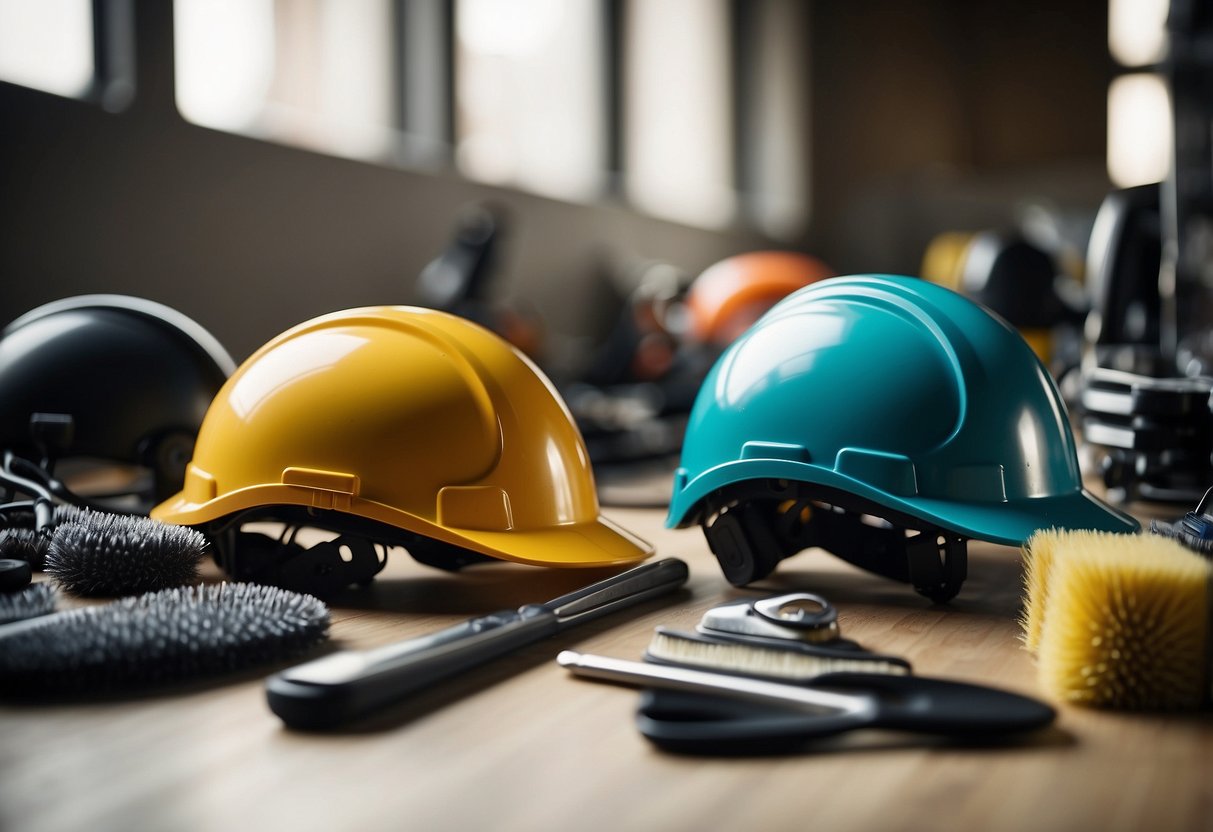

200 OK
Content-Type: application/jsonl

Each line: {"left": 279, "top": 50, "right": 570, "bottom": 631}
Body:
{"left": 455, "top": 513, "right": 655, "bottom": 567}
{"left": 154, "top": 489, "right": 655, "bottom": 569}
{"left": 667, "top": 460, "right": 1139, "bottom": 546}
{"left": 906, "top": 488, "right": 1140, "bottom": 546}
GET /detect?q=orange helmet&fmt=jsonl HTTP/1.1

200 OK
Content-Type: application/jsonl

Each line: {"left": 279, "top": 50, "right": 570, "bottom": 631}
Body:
{"left": 686, "top": 251, "right": 833, "bottom": 347}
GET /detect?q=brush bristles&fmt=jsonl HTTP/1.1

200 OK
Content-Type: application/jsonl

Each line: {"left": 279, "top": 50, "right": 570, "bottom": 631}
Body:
{"left": 1029, "top": 531, "right": 1211, "bottom": 711}
{"left": 0, "top": 582, "right": 56, "bottom": 625}
{"left": 0, "top": 583, "right": 330, "bottom": 697}
{"left": 45, "top": 513, "right": 207, "bottom": 596}
{"left": 646, "top": 630, "right": 910, "bottom": 681}
{"left": 0, "top": 528, "right": 50, "bottom": 570}
{"left": 0, "top": 506, "right": 106, "bottom": 571}
{"left": 1021, "top": 528, "right": 1063, "bottom": 653}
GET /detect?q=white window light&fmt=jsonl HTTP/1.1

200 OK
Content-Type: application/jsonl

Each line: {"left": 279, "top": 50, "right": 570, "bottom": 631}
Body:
{"left": 175, "top": 0, "right": 394, "bottom": 161}
{"left": 1109, "top": 0, "right": 1169, "bottom": 67}
{"left": 455, "top": 0, "right": 605, "bottom": 202}
{"left": 1107, "top": 72, "right": 1172, "bottom": 188}
{"left": 174, "top": 0, "right": 275, "bottom": 131}
{"left": 0, "top": 0, "right": 93, "bottom": 99}
{"left": 624, "top": 0, "right": 735, "bottom": 229}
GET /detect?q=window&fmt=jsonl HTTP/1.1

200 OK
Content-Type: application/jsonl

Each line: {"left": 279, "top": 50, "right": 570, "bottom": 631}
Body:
{"left": 623, "top": 0, "right": 734, "bottom": 228}
{"left": 454, "top": 0, "right": 605, "bottom": 201}
{"left": 6, "top": 0, "right": 809, "bottom": 236}
{"left": 174, "top": 0, "right": 396, "bottom": 161}
{"left": 0, "top": 0, "right": 94, "bottom": 100}
{"left": 1105, "top": 0, "right": 1170, "bottom": 187}
{"left": 1107, "top": 73, "right": 1171, "bottom": 188}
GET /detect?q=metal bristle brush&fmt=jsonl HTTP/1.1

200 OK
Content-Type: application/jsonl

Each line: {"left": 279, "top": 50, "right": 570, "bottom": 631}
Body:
{"left": 0, "top": 504, "right": 207, "bottom": 596}
{"left": 0, "top": 582, "right": 56, "bottom": 625}
{"left": 0, "top": 583, "right": 330, "bottom": 698}
{"left": 44, "top": 512, "right": 208, "bottom": 596}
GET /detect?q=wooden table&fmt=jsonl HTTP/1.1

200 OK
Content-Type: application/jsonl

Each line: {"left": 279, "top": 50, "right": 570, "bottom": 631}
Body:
{"left": 2, "top": 502, "right": 1210, "bottom": 832}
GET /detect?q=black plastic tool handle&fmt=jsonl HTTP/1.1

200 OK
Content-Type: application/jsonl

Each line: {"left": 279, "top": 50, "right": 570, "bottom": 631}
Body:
{"left": 636, "top": 673, "right": 1057, "bottom": 753}
{"left": 267, "top": 558, "right": 689, "bottom": 730}
{"left": 268, "top": 608, "right": 557, "bottom": 729}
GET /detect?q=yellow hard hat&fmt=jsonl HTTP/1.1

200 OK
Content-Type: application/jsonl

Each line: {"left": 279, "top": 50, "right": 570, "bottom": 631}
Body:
{"left": 152, "top": 307, "right": 653, "bottom": 594}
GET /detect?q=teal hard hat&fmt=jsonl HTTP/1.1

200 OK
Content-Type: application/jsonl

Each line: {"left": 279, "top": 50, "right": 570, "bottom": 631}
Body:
{"left": 666, "top": 274, "right": 1138, "bottom": 602}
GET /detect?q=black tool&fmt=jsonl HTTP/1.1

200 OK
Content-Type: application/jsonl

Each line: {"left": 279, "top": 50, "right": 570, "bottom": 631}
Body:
{"left": 559, "top": 652, "right": 1055, "bottom": 754}
{"left": 266, "top": 558, "right": 690, "bottom": 730}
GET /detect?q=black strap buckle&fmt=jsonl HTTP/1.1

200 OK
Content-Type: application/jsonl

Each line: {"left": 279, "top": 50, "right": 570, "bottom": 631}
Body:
{"left": 212, "top": 528, "right": 387, "bottom": 600}
{"left": 701, "top": 480, "right": 968, "bottom": 603}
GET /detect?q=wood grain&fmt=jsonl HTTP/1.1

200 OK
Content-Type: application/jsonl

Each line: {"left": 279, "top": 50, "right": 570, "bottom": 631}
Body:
{"left": 2, "top": 504, "right": 1210, "bottom": 832}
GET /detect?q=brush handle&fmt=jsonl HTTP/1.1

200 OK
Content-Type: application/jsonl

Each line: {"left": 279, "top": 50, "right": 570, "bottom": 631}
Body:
{"left": 268, "top": 608, "right": 558, "bottom": 729}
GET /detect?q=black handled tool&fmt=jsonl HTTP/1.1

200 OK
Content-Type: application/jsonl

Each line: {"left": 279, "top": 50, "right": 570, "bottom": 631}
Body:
{"left": 267, "top": 558, "right": 689, "bottom": 729}
{"left": 558, "top": 651, "right": 1055, "bottom": 753}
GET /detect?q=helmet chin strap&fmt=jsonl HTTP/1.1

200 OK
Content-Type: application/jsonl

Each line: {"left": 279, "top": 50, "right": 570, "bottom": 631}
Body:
{"left": 700, "top": 479, "right": 968, "bottom": 604}
{"left": 204, "top": 506, "right": 499, "bottom": 600}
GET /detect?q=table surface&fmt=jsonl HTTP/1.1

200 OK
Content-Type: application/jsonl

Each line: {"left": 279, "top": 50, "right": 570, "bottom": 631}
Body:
{"left": 2, "top": 491, "right": 1211, "bottom": 832}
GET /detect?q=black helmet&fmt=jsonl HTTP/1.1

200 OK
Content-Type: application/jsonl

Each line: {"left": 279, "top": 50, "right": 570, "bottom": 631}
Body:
{"left": 0, "top": 295, "right": 235, "bottom": 506}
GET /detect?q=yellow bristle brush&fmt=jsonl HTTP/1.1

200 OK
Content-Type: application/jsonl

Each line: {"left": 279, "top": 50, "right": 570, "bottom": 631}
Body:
{"left": 1020, "top": 527, "right": 1063, "bottom": 653}
{"left": 1021, "top": 529, "right": 1212, "bottom": 710}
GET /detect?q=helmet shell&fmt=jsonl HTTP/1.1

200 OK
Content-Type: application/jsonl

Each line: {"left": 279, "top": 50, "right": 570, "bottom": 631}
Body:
{"left": 686, "top": 251, "right": 833, "bottom": 347}
{"left": 0, "top": 295, "right": 234, "bottom": 467}
{"left": 666, "top": 275, "right": 1137, "bottom": 545}
{"left": 152, "top": 306, "right": 652, "bottom": 568}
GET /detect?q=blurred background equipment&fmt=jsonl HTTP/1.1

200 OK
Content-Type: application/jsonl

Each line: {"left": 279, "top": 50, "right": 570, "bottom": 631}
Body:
{"left": 1075, "top": 3, "right": 1213, "bottom": 504}
{"left": 683, "top": 250, "right": 833, "bottom": 348}
{"left": 1083, "top": 184, "right": 1165, "bottom": 375}
{"left": 1079, "top": 369, "right": 1213, "bottom": 503}
{"left": 570, "top": 250, "right": 832, "bottom": 487}
{"left": 921, "top": 221, "right": 1088, "bottom": 379}
{"left": 413, "top": 201, "right": 544, "bottom": 359}
{"left": 958, "top": 230, "right": 1078, "bottom": 365}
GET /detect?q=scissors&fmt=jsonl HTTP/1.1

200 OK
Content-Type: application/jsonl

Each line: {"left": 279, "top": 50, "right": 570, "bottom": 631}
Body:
{"left": 559, "top": 651, "right": 1056, "bottom": 755}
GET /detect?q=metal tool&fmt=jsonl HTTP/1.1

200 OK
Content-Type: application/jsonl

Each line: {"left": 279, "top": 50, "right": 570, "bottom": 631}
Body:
{"left": 558, "top": 651, "right": 1055, "bottom": 753}
{"left": 646, "top": 592, "right": 910, "bottom": 683}
{"left": 698, "top": 592, "right": 840, "bottom": 644}
{"left": 266, "top": 558, "right": 689, "bottom": 729}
